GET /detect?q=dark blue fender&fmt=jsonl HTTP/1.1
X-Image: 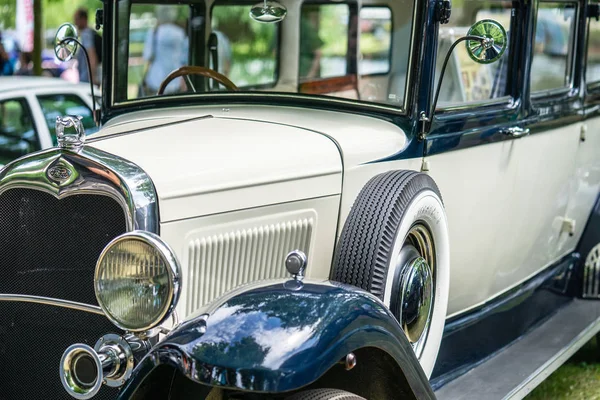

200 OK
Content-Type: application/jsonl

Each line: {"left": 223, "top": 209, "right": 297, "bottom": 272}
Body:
{"left": 118, "top": 279, "right": 435, "bottom": 399}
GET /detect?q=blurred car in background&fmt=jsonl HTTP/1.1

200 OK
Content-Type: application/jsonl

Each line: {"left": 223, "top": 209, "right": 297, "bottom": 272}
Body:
{"left": 2, "top": 33, "right": 73, "bottom": 78}
{"left": 0, "top": 76, "right": 98, "bottom": 166}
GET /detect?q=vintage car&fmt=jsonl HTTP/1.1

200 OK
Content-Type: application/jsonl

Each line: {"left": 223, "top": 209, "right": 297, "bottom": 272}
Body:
{"left": 0, "top": 76, "right": 98, "bottom": 167}
{"left": 0, "top": 0, "right": 599, "bottom": 398}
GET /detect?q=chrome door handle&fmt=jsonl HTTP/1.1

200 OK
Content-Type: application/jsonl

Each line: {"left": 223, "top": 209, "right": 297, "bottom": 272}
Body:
{"left": 502, "top": 126, "right": 530, "bottom": 138}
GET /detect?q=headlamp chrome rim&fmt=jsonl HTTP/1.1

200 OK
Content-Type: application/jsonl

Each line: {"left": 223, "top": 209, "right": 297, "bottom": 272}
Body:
{"left": 94, "top": 231, "right": 181, "bottom": 332}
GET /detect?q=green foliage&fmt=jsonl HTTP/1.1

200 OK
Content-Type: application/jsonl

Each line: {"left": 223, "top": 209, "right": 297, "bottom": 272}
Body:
{"left": 527, "top": 336, "right": 600, "bottom": 399}
{"left": 0, "top": 0, "right": 100, "bottom": 32}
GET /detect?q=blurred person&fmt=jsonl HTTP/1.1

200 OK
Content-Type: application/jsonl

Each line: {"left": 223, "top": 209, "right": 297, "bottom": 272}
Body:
{"left": 73, "top": 8, "right": 99, "bottom": 84}
{"left": 139, "top": 5, "right": 188, "bottom": 96}
{"left": 0, "top": 35, "right": 12, "bottom": 76}
{"left": 299, "top": 7, "right": 324, "bottom": 80}
{"left": 15, "top": 52, "right": 33, "bottom": 76}
{"left": 214, "top": 30, "right": 232, "bottom": 77}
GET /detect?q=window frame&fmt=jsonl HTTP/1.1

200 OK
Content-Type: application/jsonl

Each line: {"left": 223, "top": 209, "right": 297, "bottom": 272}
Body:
{"left": 530, "top": 0, "right": 579, "bottom": 101}
{"left": 106, "top": 0, "right": 419, "bottom": 119}
{"left": 297, "top": 1, "right": 358, "bottom": 83}
{"left": 585, "top": 12, "right": 600, "bottom": 93}
{"left": 434, "top": 0, "right": 519, "bottom": 113}
{"left": 0, "top": 96, "right": 41, "bottom": 154}
{"left": 209, "top": 0, "right": 283, "bottom": 90}
{"left": 358, "top": 4, "right": 394, "bottom": 78}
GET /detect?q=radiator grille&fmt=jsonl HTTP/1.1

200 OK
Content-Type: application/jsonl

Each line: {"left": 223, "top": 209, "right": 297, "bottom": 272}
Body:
{"left": 186, "top": 218, "right": 313, "bottom": 314}
{"left": 0, "top": 302, "right": 120, "bottom": 400}
{"left": 0, "top": 187, "right": 127, "bottom": 399}
{"left": 583, "top": 243, "right": 600, "bottom": 298}
{"left": 0, "top": 188, "right": 128, "bottom": 304}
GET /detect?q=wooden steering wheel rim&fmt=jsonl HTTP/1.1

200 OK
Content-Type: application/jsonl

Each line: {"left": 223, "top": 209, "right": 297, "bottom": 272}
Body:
{"left": 157, "top": 66, "right": 239, "bottom": 94}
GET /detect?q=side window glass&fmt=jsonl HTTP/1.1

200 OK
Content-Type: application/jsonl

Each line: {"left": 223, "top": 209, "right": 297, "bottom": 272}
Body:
{"left": 0, "top": 99, "right": 39, "bottom": 165}
{"left": 37, "top": 94, "right": 97, "bottom": 145}
{"left": 588, "top": 17, "right": 600, "bottom": 85}
{"left": 531, "top": 3, "right": 576, "bottom": 93}
{"left": 359, "top": 7, "right": 392, "bottom": 76}
{"left": 211, "top": 4, "right": 279, "bottom": 88}
{"left": 435, "top": 2, "right": 513, "bottom": 108}
{"left": 299, "top": 4, "right": 350, "bottom": 81}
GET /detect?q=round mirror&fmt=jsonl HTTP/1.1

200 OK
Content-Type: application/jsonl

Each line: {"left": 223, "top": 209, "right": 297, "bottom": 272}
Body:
{"left": 466, "top": 19, "right": 507, "bottom": 64}
{"left": 54, "top": 23, "right": 79, "bottom": 62}
{"left": 250, "top": 0, "right": 287, "bottom": 23}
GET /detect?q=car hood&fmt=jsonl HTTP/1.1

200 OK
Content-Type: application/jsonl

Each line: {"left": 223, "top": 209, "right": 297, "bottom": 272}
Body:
{"left": 89, "top": 115, "right": 342, "bottom": 222}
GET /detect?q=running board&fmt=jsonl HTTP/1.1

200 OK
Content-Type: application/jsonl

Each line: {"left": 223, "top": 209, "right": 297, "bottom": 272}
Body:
{"left": 434, "top": 299, "right": 600, "bottom": 400}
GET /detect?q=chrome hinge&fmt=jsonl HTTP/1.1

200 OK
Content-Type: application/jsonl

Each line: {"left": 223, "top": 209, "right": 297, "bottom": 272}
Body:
{"left": 435, "top": 0, "right": 452, "bottom": 24}
{"left": 95, "top": 9, "right": 104, "bottom": 30}
{"left": 588, "top": 3, "right": 600, "bottom": 21}
{"left": 581, "top": 124, "right": 587, "bottom": 142}
{"left": 418, "top": 112, "right": 430, "bottom": 141}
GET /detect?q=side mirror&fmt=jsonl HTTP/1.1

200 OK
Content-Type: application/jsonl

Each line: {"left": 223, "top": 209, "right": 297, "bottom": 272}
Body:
{"left": 54, "top": 23, "right": 101, "bottom": 127}
{"left": 54, "top": 23, "right": 79, "bottom": 62}
{"left": 250, "top": 0, "right": 287, "bottom": 23}
{"left": 465, "top": 19, "right": 508, "bottom": 64}
{"left": 420, "top": 19, "right": 508, "bottom": 139}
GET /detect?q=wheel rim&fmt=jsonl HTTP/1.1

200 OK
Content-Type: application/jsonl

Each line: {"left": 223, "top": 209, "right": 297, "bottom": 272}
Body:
{"left": 390, "top": 223, "right": 435, "bottom": 358}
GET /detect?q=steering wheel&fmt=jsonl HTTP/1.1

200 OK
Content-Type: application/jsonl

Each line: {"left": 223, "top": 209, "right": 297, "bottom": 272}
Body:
{"left": 157, "top": 66, "right": 238, "bottom": 95}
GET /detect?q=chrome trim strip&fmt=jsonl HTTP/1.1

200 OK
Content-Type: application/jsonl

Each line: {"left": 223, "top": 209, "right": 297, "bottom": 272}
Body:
{"left": 0, "top": 145, "right": 159, "bottom": 234}
{"left": 504, "top": 312, "right": 600, "bottom": 399}
{"left": 0, "top": 294, "right": 104, "bottom": 315}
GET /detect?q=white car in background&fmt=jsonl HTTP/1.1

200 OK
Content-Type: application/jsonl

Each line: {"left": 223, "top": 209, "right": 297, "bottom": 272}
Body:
{"left": 0, "top": 76, "right": 97, "bottom": 167}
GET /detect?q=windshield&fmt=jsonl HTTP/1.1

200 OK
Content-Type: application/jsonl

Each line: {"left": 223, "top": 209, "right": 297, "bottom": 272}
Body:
{"left": 113, "top": 0, "right": 414, "bottom": 109}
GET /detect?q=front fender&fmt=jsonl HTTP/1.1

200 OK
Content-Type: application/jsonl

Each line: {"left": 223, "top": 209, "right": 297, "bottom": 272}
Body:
{"left": 119, "top": 279, "right": 434, "bottom": 398}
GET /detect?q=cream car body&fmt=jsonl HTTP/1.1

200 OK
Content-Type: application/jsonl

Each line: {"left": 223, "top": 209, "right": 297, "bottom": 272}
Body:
{"left": 2, "top": 0, "right": 600, "bottom": 399}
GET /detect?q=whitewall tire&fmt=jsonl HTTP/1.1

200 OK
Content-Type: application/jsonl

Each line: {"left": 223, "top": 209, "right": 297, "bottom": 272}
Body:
{"left": 332, "top": 170, "right": 450, "bottom": 377}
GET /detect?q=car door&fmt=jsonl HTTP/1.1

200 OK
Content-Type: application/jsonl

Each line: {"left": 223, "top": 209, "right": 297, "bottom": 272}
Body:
{"left": 424, "top": 0, "right": 524, "bottom": 316}
{"left": 505, "top": 0, "right": 582, "bottom": 296}
{"left": 569, "top": 2, "right": 600, "bottom": 281}
{"left": 0, "top": 97, "right": 41, "bottom": 166}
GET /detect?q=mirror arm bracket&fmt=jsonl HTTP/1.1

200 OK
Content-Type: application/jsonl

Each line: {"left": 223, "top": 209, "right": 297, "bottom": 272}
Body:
{"left": 59, "top": 37, "right": 99, "bottom": 127}
{"left": 420, "top": 35, "right": 485, "bottom": 139}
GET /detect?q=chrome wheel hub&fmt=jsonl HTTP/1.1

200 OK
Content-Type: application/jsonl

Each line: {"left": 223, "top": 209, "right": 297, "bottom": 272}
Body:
{"left": 390, "top": 223, "right": 435, "bottom": 357}
{"left": 399, "top": 256, "right": 433, "bottom": 344}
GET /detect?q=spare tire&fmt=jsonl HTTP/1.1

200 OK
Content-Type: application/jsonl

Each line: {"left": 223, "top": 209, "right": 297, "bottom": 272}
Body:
{"left": 332, "top": 170, "right": 450, "bottom": 377}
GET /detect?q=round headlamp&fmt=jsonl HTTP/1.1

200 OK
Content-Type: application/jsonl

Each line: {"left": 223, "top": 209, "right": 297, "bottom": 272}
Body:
{"left": 95, "top": 231, "right": 181, "bottom": 332}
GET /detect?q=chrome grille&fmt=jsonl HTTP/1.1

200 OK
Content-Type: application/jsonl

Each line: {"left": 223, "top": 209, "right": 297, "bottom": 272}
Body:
{"left": 0, "top": 187, "right": 128, "bottom": 399}
{"left": 185, "top": 218, "right": 314, "bottom": 314}
{"left": 583, "top": 243, "right": 600, "bottom": 298}
{"left": 0, "top": 188, "right": 128, "bottom": 304}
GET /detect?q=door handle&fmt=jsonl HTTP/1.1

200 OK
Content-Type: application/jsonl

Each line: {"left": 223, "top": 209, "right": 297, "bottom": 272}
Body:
{"left": 502, "top": 126, "right": 530, "bottom": 138}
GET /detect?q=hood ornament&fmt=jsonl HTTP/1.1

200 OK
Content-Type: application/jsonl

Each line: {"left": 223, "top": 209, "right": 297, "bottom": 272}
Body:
{"left": 56, "top": 115, "right": 86, "bottom": 151}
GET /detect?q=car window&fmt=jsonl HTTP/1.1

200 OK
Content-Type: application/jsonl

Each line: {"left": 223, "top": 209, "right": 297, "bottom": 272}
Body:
{"left": 586, "top": 15, "right": 600, "bottom": 86}
{"left": 37, "top": 94, "right": 97, "bottom": 145}
{"left": 212, "top": 3, "right": 279, "bottom": 88}
{"left": 359, "top": 7, "right": 392, "bottom": 76}
{"left": 299, "top": 4, "right": 350, "bottom": 81}
{"left": 114, "top": 0, "right": 414, "bottom": 110}
{"left": 127, "top": 4, "right": 191, "bottom": 99}
{"left": 531, "top": 2, "right": 576, "bottom": 93}
{"left": 435, "top": 1, "right": 513, "bottom": 109}
{"left": 0, "top": 98, "right": 40, "bottom": 165}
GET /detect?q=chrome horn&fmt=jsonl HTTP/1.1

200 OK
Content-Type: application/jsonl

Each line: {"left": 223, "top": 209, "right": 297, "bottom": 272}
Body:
{"left": 60, "top": 334, "right": 138, "bottom": 399}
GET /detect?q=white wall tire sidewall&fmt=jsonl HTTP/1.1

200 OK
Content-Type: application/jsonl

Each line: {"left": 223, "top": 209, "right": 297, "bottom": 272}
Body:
{"left": 382, "top": 190, "right": 450, "bottom": 378}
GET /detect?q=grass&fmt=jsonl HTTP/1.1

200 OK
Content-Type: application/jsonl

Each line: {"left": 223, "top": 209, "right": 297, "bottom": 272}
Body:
{"left": 526, "top": 336, "right": 600, "bottom": 399}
